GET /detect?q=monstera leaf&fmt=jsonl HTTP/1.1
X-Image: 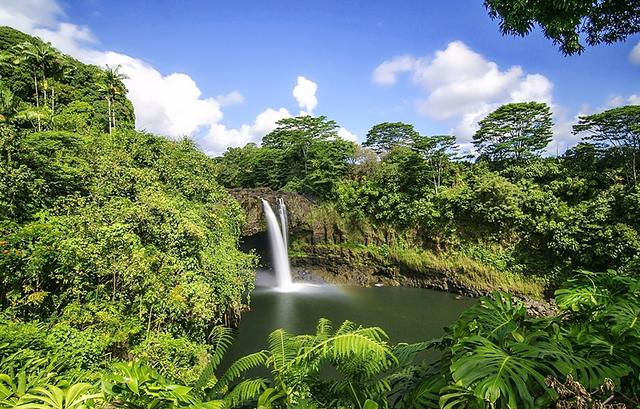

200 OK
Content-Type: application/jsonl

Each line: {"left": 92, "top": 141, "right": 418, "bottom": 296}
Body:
{"left": 515, "top": 331, "right": 630, "bottom": 390}
{"left": 602, "top": 298, "right": 640, "bottom": 338}
{"left": 450, "top": 336, "right": 549, "bottom": 408}
{"left": 555, "top": 270, "right": 636, "bottom": 313}
{"left": 452, "top": 292, "right": 526, "bottom": 343}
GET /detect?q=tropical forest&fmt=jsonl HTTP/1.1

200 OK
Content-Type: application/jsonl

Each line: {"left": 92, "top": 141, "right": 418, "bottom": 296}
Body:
{"left": 0, "top": 1, "right": 639, "bottom": 408}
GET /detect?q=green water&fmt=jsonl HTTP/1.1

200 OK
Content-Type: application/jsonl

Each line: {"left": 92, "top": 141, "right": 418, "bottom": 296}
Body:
{"left": 224, "top": 269, "right": 476, "bottom": 363}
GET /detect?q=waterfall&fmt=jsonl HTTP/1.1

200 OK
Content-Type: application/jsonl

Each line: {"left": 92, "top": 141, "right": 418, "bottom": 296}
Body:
{"left": 277, "top": 197, "right": 289, "bottom": 249}
{"left": 261, "top": 198, "right": 293, "bottom": 290}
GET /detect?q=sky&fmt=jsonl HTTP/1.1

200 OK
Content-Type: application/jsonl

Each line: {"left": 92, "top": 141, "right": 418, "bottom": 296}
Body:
{"left": 1, "top": 0, "right": 639, "bottom": 155}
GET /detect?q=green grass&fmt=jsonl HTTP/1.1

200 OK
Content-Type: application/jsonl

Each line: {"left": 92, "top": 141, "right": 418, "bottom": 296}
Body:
{"left": 294, "top": 241, "right": 546, "bottom": 298}
{"left": 386, "top": 246, "right": 546, "bottom": 298}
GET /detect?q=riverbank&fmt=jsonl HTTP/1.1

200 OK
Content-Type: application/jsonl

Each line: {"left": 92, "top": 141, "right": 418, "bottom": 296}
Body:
{"left": 290, "top": 242, "right": 555, "bottom": 316}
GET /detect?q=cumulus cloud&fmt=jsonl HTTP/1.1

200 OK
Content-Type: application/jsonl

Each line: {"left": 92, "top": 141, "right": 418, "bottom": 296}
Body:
{"left": 630, "top": 42, "right": 640, "bottom": 65}
{"left": 337, "top": 127, "right": 358, "bottom": 142}
{"left": 200, "top": 108, "right": 291, "bottom": 155}
{"left": 0, "top": 0, "right": 322, "bottom": 154}
{"left": 293, "top": 76, "right": 318, "bottom": 114}
{"left": 0, "top": 0, "right": 64, "bottom": 32}
{"left": 374, "top": 42, "right": 554, "bottom": 135}
{"left": 216, "top": 91, "right": 245, "bottom": 107}
{"left": 373, "top": 55, "right": 416, "bottom": 85}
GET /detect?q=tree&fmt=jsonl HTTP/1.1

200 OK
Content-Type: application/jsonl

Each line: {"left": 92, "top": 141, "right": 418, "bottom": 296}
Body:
{"left": 13, "top": 41, "right": 60, "bottom": 131}
{"left": 98, "top": 64, "right": 129, "bottom": 135}
{"left": 363, "top": 122, "right": 419, "bottom": 154}
{"left": 573, "top": 105, "right": 640, "bottom": 185}
{"left": 0, "top": 83, "right": 18, "bottom": 123}
{"left": 473, "top": 102, "right": 553, "bottom": 163}
{"left": 262, "top": 115, "right": 357, "bottom": 196}
{"left": 411, "top": 134, "right": 459, "bottom": 194}
{"left": 484, "top": 0, "right": 640, "bottom": 55}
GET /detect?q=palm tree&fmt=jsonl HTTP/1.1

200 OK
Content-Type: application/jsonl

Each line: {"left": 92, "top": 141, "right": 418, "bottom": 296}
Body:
{"left": 98, "top": 64, "right": 129, "bottom": 135}
{"left": 13, "top": 41, "right": 60, "bottom": 131}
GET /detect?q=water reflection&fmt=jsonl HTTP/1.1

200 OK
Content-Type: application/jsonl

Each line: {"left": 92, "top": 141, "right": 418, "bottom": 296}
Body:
{"left": 223, "top": 270, "right": 475, "bottom": 366}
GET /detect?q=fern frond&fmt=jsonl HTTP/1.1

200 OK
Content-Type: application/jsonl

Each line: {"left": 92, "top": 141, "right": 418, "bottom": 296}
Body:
{"left": 315, "top": 318, "right": 332, "bottom": 340}
{"left": 223, "top": 378, "right": 267, "bottom": 408}
{"left": 267, "top": 329, "right": 298, "bottom": 372}
{"left": 195, "top": 326, "right": 234, "bottom": 390}
{"left": 216, "top": 351, "right": 268, "bottom": 391}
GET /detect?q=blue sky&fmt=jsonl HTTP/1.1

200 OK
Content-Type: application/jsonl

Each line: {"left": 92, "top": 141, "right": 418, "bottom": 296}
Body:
{"left": 2, "top": 0, "right": 639, "bottom": 154}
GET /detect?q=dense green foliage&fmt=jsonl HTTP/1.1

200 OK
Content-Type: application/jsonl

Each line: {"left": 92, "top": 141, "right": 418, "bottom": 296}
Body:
{"left": 0, "top": 28, "right": 256, "bottom": 388}
{"left": 220, "top": 101, "right": 640, "bottom": 286}
{"left": 2, "top": 26, "right": 640, "bottom": 409}
{"left": 216, "top": 116, "right": 356, "bottom": 199}
{"left": 2, "top": 270, "right": 639, "bottom": 408}
{"left": 483, "top": 0, "right": 640, "bottom": 55}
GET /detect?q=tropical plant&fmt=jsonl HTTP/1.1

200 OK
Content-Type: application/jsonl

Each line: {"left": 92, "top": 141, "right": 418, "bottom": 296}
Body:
{"left": 12, "top": 41, "right": 60, "bottom": 131}
{"left": 97, "top": 64, "right": 129, "bottom": 135}
{"left": 258, "top": 318, "right": 396, "bottom": 408}
{"left": 14, "top": 383, "right": 102, "bottom": 409}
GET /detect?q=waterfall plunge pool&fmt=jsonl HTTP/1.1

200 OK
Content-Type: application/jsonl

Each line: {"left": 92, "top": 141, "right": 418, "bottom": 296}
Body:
{"left": 223, "top": 268, "right": 476, "bottom": 365}
{"left": 224, "top": 202, "right": 475, "bottom": 364}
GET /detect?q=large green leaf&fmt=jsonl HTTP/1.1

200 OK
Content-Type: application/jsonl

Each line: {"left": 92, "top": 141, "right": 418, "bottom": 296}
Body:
{"left": 452, "top": 292, "right": 525, "bottom": 343}
{"left": 15, "top": 383, "right": 102, "bottom": 409}
{"left": 450, "top": 336, "right": 549, "bottom": 408}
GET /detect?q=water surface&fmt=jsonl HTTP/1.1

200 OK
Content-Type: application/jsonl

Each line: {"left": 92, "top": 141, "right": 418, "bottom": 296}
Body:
{"left": 225, "top": 269, "right": 475, "bottom": 363}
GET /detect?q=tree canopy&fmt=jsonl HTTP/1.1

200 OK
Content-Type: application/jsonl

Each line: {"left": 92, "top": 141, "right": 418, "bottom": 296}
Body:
{"left": 219, "top": 115, "right": 356, "bottom": 198}
{"left": 573, "top": 105, "right": 640, "bottom": 185}
{"left": 473, "top": 102, "right": 553, "bottom": 163}
{"left": 363, "top": 121, "right": 419, "bottom": 154}
{"left": 484, "top": 0, "right": 640, "bottom": 55}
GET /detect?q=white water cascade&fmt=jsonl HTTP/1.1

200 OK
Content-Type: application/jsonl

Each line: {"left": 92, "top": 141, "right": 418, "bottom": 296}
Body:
{"left": 276, "top": 197, "right": 289, "bottom": 249}
{"left": 261, "top": 198, "right": 293, "bottom": 290}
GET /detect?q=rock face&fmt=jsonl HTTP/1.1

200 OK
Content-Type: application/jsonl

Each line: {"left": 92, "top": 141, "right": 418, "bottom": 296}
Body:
{"left": 292, "top": 244, "right": 485, "bottom": 296}
{"left": 229, "top": 187, "right": 406, "bottom": 247}
{"left": 229, "top": 188, "right": 557, "bottom": 315}
{"left": 292, "top": 245, "right": 557, "bottom": 316}
{"left": 228, "top": 188, "right": 314, "bottom": 236}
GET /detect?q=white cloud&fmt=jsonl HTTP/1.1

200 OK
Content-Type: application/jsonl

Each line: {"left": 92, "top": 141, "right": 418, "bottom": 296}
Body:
{"left": 200, "top": 107, "right": 291, "bottom": 155}
{"left": 595, "top": 94, "right": 640, "bottom": 111}
{"left": 216, "top": 90, "right": 245, "bottom": 107}
{"left": 0, "top": 0, "right": 64, "bottom": 32}
{"left": 337, "top": 127, "right": 358, "bottom": 142}
{"left": 374, "top": 41, "right": 555, "bottom": 141}
{"left": 630, "top": 42, "right": 640, "bottom": 65}
{"left": 372, "top": 55, "right": 416, "bottom": 85}
{"left": 0, "top": 0, "right": 326, "bottom": 154}
{"left": 293, "top": 76, "right": 318, "bottom": 114}
{"left": 78, "top": 51, "right": 223, "bottom": 138}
